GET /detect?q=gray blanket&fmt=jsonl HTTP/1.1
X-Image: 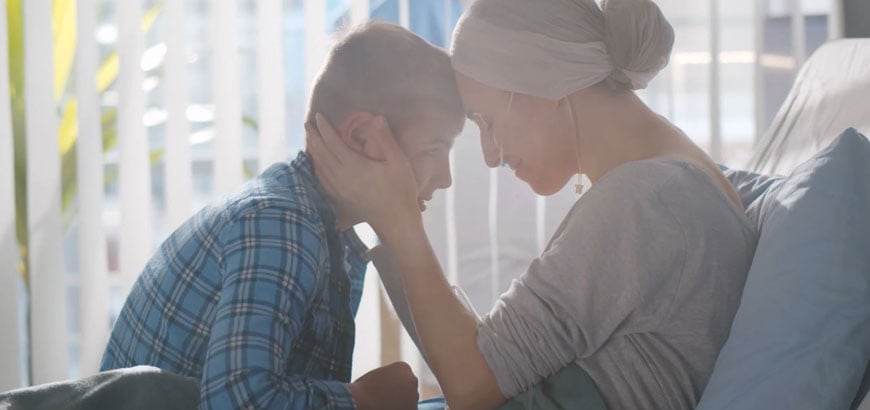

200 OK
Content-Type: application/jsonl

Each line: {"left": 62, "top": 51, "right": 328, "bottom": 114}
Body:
{"left": 0, "top": 366, "right": 198, "bottom": 410}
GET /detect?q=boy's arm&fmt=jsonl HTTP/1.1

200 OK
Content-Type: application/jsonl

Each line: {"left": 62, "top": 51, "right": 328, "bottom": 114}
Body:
{"left": 200, "top": 207, "right": 419, "bottom": 410}
{"left": 199, "top": 207, "right": 355, "bottom": 410}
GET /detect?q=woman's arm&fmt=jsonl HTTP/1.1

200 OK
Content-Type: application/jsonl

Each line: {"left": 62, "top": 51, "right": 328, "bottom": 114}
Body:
{"left": 306, "top": 115, "right": 505, "bottom": 409}
{"left": 370, "top": 245, "right": 482, "bottom": 363}
{"left": 378, "top": 225, "right": 505, "bottom": 410}
{"left": 369, "top": 245, "right": 422, "bottom": 350}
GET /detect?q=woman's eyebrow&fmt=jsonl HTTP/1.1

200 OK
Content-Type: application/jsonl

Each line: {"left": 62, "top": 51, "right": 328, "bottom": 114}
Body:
{"left": 426, "top": 136, "right": 450, "bottom": 147}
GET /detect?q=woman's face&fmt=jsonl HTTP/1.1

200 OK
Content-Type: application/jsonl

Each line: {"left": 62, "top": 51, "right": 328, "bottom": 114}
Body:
{"left": 455, "top": 71, "right": 579, "bottom": 196}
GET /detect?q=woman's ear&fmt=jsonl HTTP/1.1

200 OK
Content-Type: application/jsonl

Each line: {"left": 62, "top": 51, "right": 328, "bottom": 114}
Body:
{"left": 341, "top": 112, "right": 387, "bottom": 161}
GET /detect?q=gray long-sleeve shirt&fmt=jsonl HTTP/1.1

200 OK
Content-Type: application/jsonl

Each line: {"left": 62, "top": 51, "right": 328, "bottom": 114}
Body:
{"left": 476, "top": 159, "right": 757, "bottom": 409}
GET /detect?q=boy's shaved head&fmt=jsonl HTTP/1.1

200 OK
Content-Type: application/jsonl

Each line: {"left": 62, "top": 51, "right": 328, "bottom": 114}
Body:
{"left": 306, "top": 21, "right": 464, "bottom": 136}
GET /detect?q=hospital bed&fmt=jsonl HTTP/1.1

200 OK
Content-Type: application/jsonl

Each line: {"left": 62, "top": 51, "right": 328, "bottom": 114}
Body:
{"left": 417, "top": 38, "right": 870, "bottom": 410}
{"left": 750, "top": 38, "right": 870, "bottom": 175}
{"left": 703, "top": 38, "right": 870, "bottom": 410}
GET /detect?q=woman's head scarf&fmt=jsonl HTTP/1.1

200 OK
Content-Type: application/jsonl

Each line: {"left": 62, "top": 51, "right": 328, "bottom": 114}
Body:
{"left": 450, "top": 0, "right": 675, "bottom": 100}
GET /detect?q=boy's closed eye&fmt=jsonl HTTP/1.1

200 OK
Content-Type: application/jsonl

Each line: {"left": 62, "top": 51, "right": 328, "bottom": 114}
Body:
{"left": 402, "top": 128, "right": 456, "bottom": 160}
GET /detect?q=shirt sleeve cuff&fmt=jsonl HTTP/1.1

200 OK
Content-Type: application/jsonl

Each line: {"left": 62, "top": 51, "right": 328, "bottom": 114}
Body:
{"left": 314, "top": 379, "right": 357, "bottom": 410}
{"left": 477, "top": 320, "right": 526, "bottom": 398}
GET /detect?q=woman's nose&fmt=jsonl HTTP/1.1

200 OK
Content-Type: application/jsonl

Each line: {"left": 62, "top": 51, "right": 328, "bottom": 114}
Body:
{"left": 437, "top": 166, "right": 453, "bottom": 190}
{"left": 480, "top": 131, "right": 501, "bottom": 168}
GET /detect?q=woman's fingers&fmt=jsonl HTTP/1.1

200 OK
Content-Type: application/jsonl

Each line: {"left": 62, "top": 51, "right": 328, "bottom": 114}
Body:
{"left": 368, "top": 116, "right": 416, "bottom": 176}
{"left": 371, "top": 116, "right": 404, "bottom": 159}
{"left": 315, "top": 113, "right": 360, "bottom": 164}
{"left": 306, "top": 132, "right": 338, "bottom": 181}
{"left": 304, "top": 113, "right": 421, "bottom": 236}
{"left": 305, "top": 124, "right": 355, "bottom": 202}
{"left": 305, "top": 121, "right": 341, "bottom": 167}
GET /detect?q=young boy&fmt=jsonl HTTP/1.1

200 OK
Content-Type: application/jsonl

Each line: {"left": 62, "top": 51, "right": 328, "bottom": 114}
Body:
{"left": 101, "top": 21, "right": 465, "bottom": 410}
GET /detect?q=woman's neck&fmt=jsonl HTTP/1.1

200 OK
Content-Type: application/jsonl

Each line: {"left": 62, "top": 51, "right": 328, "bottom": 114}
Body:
{"left": 568, "top": 88, "right": 680, "bottom": 184}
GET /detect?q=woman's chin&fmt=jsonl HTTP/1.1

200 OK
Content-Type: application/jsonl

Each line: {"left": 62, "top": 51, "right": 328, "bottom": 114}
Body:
{"left": 527, "top": 179, "right": 562, "bottom": 196}
{"left": 524, "top": 173, "right": 573, "bottom": 196}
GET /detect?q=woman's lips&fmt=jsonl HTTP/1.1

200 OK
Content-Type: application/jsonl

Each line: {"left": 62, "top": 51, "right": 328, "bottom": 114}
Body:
{"left": 509, "top": 161, "right": 523, "bottom": 178}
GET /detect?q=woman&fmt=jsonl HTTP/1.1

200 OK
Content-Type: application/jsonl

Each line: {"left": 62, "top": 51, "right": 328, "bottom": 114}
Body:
{"left": 307, "top": 0, "right": 757, "bottom": 408}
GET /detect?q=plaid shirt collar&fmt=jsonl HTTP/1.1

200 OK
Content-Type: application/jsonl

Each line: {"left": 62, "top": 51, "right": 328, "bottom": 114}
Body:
{"left": 291, "top": 152, "right": 371, "bottom": 264}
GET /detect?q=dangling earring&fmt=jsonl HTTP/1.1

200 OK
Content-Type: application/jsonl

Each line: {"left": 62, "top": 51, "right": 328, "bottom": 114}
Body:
{"left": 493, "top": 129, "right": 505, "bottom": 168}
{"left": 564, "top": 97, "right": 585, "bottom": 195}
{"left": 494, "top": 92, "right": 515, "bottom": 168}
{"left": 493, "top": 120, "right": 505, "bottom": 168}
{"left": 575, "top": 175, "right": 584, "bottom": 195}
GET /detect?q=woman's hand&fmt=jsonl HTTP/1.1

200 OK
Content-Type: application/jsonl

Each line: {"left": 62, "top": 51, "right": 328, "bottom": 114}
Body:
{"left": 305, "top": 113, "right": 422, "bottom": 238}
{"left": 309, "top": 114, "right": 506, "bottom": 409}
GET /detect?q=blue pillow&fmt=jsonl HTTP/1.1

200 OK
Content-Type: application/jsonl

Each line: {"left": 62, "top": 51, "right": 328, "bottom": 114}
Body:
{"left": 699, "top": 128, "right": 870, "bottom": 410}
{"left": 720, "top": 167, "right": 783, "bottom": 229}
{"left": 417, "top": 398, "right": 446, "bottom": 410}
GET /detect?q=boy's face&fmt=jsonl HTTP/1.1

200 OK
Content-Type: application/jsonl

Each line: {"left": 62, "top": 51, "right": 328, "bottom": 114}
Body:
{"left": 391, "top": 108, "right": 460, "bottom": 212}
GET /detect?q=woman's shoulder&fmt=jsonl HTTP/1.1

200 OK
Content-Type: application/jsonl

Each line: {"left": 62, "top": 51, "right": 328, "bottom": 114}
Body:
{"left": 593, "top": 158, "right": 729, "bottom": 201}
{"left": 572, "top": 157, "right": 754, "bottom": 232}
{"left": 597, "top": 157, "right": 696, "bottom": 189}
{"left": 553, "top": 159, "right": 693, "bottom": 237}
{"left": 593, "top": 158, "right": 756, "bottom": 235}
{"left": 574, "top": 158, "right": 696, "bottom": 211}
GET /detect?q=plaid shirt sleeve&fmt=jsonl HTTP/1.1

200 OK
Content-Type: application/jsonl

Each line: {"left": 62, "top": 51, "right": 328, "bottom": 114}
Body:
{"left": 198, "top": 206, "right": 356, "bottom": 410}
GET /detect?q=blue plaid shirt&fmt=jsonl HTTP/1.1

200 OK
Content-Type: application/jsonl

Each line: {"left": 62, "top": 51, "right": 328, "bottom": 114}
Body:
{"left": 101, "top": 152, "right": 370, "bottom": 409}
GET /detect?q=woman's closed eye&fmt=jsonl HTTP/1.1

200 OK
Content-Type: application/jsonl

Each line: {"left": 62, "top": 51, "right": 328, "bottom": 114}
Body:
{"left": 424, "top": 146, "right": 448, "bottom": 158}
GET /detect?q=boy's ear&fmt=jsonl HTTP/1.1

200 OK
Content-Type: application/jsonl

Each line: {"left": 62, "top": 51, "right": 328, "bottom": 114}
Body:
{"left": 340, "top": 112, "right": 387, "bottom": 161}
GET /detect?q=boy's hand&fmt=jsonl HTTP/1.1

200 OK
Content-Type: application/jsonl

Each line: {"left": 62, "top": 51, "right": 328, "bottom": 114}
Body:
{"left": 346, "top": 361, "right": 419, "bottom": 410}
